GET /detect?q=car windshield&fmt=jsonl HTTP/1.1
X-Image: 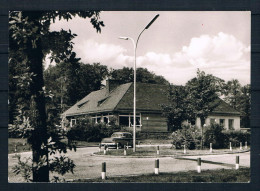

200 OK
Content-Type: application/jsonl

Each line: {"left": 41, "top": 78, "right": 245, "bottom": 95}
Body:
{"left": 111, "top": 133, "right": 123, "bottom": 138}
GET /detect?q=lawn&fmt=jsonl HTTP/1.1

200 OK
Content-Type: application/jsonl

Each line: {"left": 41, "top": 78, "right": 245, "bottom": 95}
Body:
{"left": 95, "top": 146, "right": 250, "bottom": 157}
{"left": 8, "top": 138, "right": 31, "bottom": 154}
{"left": 74, "top": 168, "right": 250, "bottom": 183}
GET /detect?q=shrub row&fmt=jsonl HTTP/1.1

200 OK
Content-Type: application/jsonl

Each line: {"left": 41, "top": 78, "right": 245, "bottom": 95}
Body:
{"left": 172, "top": 123, "right": 250, "bottom": 150}
{"left": 66, "top": 117, "right": 121, "bottom": 142}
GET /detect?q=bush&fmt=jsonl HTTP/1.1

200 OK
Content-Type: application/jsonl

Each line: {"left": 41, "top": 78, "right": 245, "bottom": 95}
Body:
{"left": 203, "top": 123, "right": 225, "bottom": 149}
{"left": 66, "top": 117, "right": 121, "bottom": 142}
{"left": 222, "top": 130, "right": 250, "bottom": 148}
{"left": 171, "top": 124, "right": 201, "bottom": 150}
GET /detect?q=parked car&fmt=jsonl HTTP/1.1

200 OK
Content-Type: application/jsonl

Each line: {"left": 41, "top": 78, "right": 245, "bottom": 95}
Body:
{"left": 101, "top": 132, "right": 133, "bottom": 148}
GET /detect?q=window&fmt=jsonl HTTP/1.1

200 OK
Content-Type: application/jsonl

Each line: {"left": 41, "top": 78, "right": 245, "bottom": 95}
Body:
{"left": 210, "top": 118, "right": 216, "bottom": 124}
{"left": 228, "top": 119, "right": 234, "bottom": 130}
{"left": 119, "top": 114, "right": 142, "bottom": 128}
{"left": 70, "top": 119, "right": 76, "bottom": 127}
{"left": 119, "top": 116, "right": 129, "bottom": 126}
{"left": 219, "top": 119, "right": 225, "bottom": 127}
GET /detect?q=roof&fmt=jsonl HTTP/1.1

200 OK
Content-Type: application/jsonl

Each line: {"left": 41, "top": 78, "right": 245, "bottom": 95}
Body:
{"left": 62, "top": 82, "right": 240, "bottom": 117}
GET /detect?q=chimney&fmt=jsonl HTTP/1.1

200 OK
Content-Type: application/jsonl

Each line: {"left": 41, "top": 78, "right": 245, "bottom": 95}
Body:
{"left": 106, "top": 80, "right": 122, "bottom": 94}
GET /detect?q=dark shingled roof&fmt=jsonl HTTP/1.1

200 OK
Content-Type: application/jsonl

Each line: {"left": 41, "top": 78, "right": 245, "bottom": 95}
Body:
{"left": 62, "top": 82, "right": 240, "bottom": 117}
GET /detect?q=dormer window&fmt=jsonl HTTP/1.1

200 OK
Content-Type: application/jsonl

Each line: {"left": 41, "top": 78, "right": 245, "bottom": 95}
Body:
{"left": 77, "top": 101, "right": 88, "bottom": 109}
{"left": 98, "top": 97, "right": 109, "bottom": 106}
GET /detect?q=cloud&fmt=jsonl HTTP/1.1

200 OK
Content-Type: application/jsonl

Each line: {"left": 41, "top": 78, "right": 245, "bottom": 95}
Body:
{"left": 46, "top": 32, "right": 249, "bottom": 85}
{"left": 74, "top": 39, "right": 133, "bottom": 69}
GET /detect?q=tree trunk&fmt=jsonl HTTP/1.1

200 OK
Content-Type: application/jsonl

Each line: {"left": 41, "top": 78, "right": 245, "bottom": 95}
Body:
{"left": 26, "top": 13, "right": 49, "bottom": 182}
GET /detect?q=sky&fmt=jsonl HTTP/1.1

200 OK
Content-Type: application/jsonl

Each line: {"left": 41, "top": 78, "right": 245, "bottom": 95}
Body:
{"left": 48, "top": 11, "right": 251, "bottom": 86}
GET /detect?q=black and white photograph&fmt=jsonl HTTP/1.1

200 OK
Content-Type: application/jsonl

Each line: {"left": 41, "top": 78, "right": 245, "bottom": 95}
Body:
{"left": 8, "top": 11, "right": 251, "bottom": 183}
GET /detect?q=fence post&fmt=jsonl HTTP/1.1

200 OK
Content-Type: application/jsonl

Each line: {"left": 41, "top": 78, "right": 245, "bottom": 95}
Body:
{"left": 101, "top": 162, "right": 106, "bottom": 179}
{"left": 245, "top": 141, "right": 247, "bottom": 149}
{"left": 236, "top": 156, "right": 239, "bottom": 170}
{"left": 184, "top": 145, "right": 186, "bottom": 154}
{"left": 127, "top": 142, "right": 129, "bottom": 149}
{"left": 197, "top": 158, "right": 201, "bottom": 173}
{"left": 157, "top": 146, "right": 160, "bottom": 155}
{"left": 117, "top": 143, "right": 119, "bottom": 150}
{"left": 154, "top": 159, "right": 159, "bottom": 175}
{"left": 14, "top": 144, "right": 17, "bottom": 153}
{"left": 240, "top": 142, "right": 242, "bottom": 150}
{"left": 124, "top": 145, "right": 127, "bottom": 156}
{"left": 230, "top": 142, "right": 232, "bottom": 151}
{"left": 210, "top": 143, "right": 213, "bottom": 153}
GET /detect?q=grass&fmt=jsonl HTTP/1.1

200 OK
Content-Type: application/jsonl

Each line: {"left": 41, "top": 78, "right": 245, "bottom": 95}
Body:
{"left": 8, "top": 138, "right": 31, "bottom": 154}
{"left": 95, "top": 146, "right": 250, "bottom": 157}
{"left": 74, "top": 168, "right": 250, "bottom": 182}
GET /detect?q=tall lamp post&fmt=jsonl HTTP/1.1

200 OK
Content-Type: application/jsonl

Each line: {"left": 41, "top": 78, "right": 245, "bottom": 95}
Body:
{"left": 119, "top": 14, "right": 159, "bottom": 152}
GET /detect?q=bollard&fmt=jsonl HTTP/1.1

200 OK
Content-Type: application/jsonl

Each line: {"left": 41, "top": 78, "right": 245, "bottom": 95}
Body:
{"left": 127, "top": 142, "right": 129, "bottom": 149}
{"left": 157, "top": 146, "right": 160, "bottom": 155}
{"left": 240, "top": 142, "right": 242, "bottom": 150}
{"left": 124, "top": 145, "right": 127, "bottom": 156}
{"left": 154, "top": 159, "right": 159, "bottom": 175}
{"left": 14, "top": 145, "right": 17, "bottom": 153}
{"left": 101, "top": 162, "right": 106, "bottom": 179}
{"left": 117, "top": 143, "right": 119, "bottom": 150}
{"left": 245, "top": 141, "right": 247, "bottom": 149}
{"left": 197, "top": 158, "right": 201, "bottom": 173}
{"left": 230, "top": 142, "right": 232, "bottom": 151}
{"left": 99, "top": 144, "right": 101, "bottom": 152}
{"left": 236, "top": 156, "right": 239, "bottom": 170}
{"left": 210, "top": 143, "right": 213, "bottom": 153}
{"left": 183, "top": 145, "right": 186, "bottom": 154}
{"left": 104, "top": 145, "right": 107, "bottom": 155}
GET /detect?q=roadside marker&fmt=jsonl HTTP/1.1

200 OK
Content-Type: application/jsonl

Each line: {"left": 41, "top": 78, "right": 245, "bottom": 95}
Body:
{"left": 230, "top": 142, "right": 232, "bottom": 151}
{"left": 99, "top": 144, "right": 101, "bottom": 152}
{"left": 117, "top": 143, "right": 119, "bottom": 150}
{"left": 101, "top": 162, "right": 106, "bottom": 180}
{"left": 240, "top": 142, "right": 242, "bottom": 150}
{"left": 236, "top": 156, "right": 239, "bottom": 170}
{"left": 245, "top": 141, "right": 247, "bottom": 149}
{"left": 14, "top": 145, "right": 17, "bottom": 153}
{"left": 127, "top": 142, "right": 129, "bottom": 149}
{"left": 124, "top": 145, "right": 127, "bottom": 156}
{"left": 210, "top": 143, "right": 213, "bottom": 153}
{"left": 183, "top": 145, "right": 186, "bottom": 154}
{"left": 154, "top": 159, "right": 159, "bottom": 175}
{"left": 157, "top": 146, "right": 160, "bottom": 155}
{"left": 197, "top": 158, "right": 201, "bottom": 173}
{"left": 104, "top": 145, "right": 107, "bottom": 155}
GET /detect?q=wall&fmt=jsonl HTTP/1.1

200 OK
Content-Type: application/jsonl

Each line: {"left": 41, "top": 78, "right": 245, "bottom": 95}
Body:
{"left": 141, "top": 113, "right": 168, "bottom": 132}
{"left": 196, "top": 115, "right": 240, "bottom": 130}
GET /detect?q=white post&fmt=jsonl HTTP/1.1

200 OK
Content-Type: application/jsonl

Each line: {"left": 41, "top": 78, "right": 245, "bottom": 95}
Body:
{"left": 124, "top": 145, "right": 127, "bottom": 156}
{"left": 184, "top": 145, "right": 186, "bottom": 154}
{"left": 210, "top": 143, "right": 213, "bottom": 153}
{"left": 245, "top": 141, "right": 247, "bottom": 149}
{"left": 155, "top": 159, "right": 159, "bottom": 175}
{"left": 117, "top": 143, "right": 119, "bottom": 150}
{"left": 101, "top": 162, "right": 106, "bottom": 180}
{"left": 230, "top": 142, "right": 232, "bottom": 151}
{"left": 240, "top": 142, "right": 242, "bottom": 150}
{"left": 104, "top": 145, "right": 107, "bottom": 155}
{"left": 197, "top": 158, "right": 201, "bottom": 173}
{"left": 236, "top": 156, "right": 239, "bottom": 170}
{"left": 157, "top": 145, "right": 160, "bottom": 155}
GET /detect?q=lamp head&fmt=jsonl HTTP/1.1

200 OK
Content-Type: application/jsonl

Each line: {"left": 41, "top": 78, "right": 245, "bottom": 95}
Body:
{"left": 145, "top": 14, "right": 160, "bottom": 29}
{"left": 119, "top": 36, "right": 129, "bottom": 40}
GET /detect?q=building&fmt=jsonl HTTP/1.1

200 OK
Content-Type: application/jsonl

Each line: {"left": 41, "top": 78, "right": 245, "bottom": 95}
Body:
{"left": 61, "top": 80, "right": 240, "bottom": 132}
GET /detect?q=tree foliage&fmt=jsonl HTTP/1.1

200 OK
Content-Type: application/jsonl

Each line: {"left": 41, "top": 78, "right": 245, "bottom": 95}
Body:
{"left": 110, "top": 67, "right": 169, "bottom": 85}
{"left": 9, "top": 11, "right": 104, "bottom": 182}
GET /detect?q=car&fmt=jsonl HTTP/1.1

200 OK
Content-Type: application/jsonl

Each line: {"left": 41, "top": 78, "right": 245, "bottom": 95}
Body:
{"left": 101, "top": 132, "right": 133, "bottom": 148}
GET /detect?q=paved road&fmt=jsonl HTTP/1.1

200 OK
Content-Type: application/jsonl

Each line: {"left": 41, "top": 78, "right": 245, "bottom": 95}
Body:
{"left": 8, "top": 146, "right": 250, "bottom": 182}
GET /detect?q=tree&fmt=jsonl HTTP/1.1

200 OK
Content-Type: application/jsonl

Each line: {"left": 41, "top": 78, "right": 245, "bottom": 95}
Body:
{"left": 186, "top": 69, "right": 225, "bottom": 127}
{"left": 44, "top": 61, "right": 108, "bottom": 126}
{"left": 110, "top": 67, "right": 169, "bottom": 85}
{"left": 9, "top": 11, "right": 104, "bottom": 182}
{"left": 161, "top": 85, "right": 192, "bottom": 131}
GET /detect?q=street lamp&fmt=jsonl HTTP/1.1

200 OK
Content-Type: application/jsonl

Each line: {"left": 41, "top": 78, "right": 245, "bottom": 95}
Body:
{"left": 119, "top": 14, "right": 160, "bottom": 152}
